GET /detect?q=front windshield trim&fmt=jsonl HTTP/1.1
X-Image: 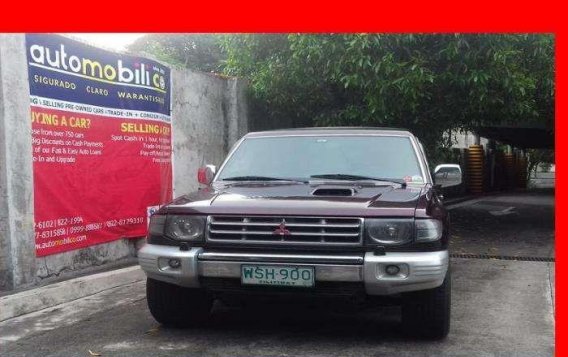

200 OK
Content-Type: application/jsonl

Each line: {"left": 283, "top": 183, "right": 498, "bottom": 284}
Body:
{"left": 213, "top": 134, "right": 430, "bottom": 185}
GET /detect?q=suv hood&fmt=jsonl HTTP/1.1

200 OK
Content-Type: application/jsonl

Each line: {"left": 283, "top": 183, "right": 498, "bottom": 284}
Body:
{"left": 166, "top": 182, "right": 425, "bottom": 217}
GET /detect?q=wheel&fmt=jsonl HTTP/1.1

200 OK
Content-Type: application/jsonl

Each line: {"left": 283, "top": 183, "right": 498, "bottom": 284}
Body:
{"left": 146, "top": 278, "right": 213, "bottom": 327}
{"left": 401, "top": 268, "right": 451, "bottom": 339}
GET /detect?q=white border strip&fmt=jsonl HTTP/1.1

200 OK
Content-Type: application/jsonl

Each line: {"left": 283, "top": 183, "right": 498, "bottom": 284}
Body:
{"left": 30, "top": 95, "right": 171, "bottom": 123}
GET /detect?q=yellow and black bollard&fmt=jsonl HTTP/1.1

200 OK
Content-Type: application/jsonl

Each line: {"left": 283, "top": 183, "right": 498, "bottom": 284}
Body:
{"left": 467, "top": 144, "right": 484, "bottom": 194}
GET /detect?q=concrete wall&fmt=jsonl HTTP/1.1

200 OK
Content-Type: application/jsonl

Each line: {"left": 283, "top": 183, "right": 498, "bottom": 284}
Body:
{"left": 0, "top": 35, "right": 37, "bottom": 290}
{"left": 0, "top": 35, "right": 249, "bottom": 291}
{"left": 171, "top": 72, "right": 248, "bottom": 196}
{"left": 225, "top": 78, "right": 249, "bottom": 148}
{"left": 451, "top": 130, "right": 489, "bottom": 149}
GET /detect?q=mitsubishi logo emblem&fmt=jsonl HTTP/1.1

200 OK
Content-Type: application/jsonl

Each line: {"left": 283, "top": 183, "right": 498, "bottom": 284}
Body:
{"left": 273, "top": 219, "right": 291, "bottom": 235}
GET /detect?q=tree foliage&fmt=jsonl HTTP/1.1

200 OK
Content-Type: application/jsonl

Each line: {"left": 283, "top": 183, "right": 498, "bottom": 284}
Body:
{"left": 221, "top": 34, "right": 554, "bottom": 156}
{"left": 527, "top": 148, "right": 555, "bottom": 178}
{"left": 129, "top": 34, "right": 554, "bottom": 161}
{"left": 128, "top": 34, "right": 224, "bottom": 72}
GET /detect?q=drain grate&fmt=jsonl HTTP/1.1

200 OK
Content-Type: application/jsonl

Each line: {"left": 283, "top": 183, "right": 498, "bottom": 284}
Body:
{"left": 450, "top": 253, "right": 554, "bottom": 262}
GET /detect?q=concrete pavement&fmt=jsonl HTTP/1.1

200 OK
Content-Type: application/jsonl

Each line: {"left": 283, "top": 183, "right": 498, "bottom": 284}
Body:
{"left": 0, "top": 258, "right": 554, "bottom": 357}
{"left": 0, "top": 266, "right": 144, "bottom": 322}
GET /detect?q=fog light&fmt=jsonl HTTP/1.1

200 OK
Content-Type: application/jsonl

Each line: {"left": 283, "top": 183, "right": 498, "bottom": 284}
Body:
{"left": 385, "top": 265, "right": 400, "bottom": 275}
{"left": 168, "top": 258, "right": 181, "bottom": 269}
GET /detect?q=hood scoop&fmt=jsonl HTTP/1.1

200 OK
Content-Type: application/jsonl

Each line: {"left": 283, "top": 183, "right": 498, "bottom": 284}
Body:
{"left": 311, "top": 186, "right": 356, "bottom": 197}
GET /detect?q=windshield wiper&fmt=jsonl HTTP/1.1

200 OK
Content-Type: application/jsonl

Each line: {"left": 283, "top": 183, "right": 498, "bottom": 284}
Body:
{"left": 221, "top": 176, "right": 307, "bottom": 183}
{"left": 310, "top": 174, "right": 407, "bottom": 187}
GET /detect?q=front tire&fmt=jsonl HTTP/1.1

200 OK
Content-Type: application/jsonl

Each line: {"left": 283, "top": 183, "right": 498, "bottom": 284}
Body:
{"left": 401, "top": 269, "right": 451, "bottom": 339}
{"left": 146, "top": 278, "right": 213, "bottom": 327}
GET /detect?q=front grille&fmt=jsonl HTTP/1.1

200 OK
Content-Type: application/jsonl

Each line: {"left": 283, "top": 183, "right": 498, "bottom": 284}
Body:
{"left": 207, "top": 216, "right": 363, "bottom": 247}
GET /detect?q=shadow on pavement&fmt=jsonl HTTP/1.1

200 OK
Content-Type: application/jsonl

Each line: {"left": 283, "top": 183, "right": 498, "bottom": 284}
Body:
{"left": 175, "top": 301, "right": 408, "bottom": 344}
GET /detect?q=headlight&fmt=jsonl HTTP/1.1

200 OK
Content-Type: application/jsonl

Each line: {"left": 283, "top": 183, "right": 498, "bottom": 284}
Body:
{"left": 415, "top": 219, "right": 443, "bottom": 242}
{"left": 164, "top": 215, "right": 206, "bottom": 241}
{"left": 365, "top": 219, "right": 413, "bottom": 245}
{"left": 364, "top": 218, "right": 443, "bottom": 245}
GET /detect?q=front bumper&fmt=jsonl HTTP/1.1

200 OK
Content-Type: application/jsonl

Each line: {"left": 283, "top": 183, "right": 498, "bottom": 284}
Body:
{"left": 138, "top": 245, "right": 449, "bottom": 295}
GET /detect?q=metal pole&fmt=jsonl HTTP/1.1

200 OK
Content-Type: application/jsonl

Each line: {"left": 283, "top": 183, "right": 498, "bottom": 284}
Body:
{"left": 489, "top": 140, "right": 496, "bottom": 190}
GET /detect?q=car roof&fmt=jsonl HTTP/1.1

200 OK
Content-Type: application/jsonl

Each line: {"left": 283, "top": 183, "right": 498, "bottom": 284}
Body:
{"left": 244, "top": 127, "right": 415, "bottom": 138}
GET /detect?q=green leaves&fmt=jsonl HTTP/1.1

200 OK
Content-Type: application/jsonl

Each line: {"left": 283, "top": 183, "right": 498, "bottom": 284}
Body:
{"left": 221, "top": 34, "right": 553, "bottom": 159}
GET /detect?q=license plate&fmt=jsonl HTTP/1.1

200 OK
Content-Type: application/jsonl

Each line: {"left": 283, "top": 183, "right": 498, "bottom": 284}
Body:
{"left": 241, "top": 265, "right": 315, "bottom": 288}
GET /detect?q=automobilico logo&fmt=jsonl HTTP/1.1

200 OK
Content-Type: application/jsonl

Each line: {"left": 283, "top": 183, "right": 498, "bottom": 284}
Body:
{"left": 28, "top": 41, "right": 168, "bottom": 92}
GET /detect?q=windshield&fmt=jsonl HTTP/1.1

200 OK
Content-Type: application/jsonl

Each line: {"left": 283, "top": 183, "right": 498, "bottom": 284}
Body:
{"left": 217, "top": 135, "right": 424, "bottom": 183}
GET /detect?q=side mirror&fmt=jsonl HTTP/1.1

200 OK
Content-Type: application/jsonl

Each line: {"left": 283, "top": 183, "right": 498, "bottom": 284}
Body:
{"left": 197, "top": 165, "right": 216, "bottom": 185}
{"left": 434, "top": 164, "right": 463, "bottom": 188}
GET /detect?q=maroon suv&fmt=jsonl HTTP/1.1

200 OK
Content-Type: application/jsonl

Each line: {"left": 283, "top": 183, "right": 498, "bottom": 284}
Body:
{"left": 139, "top": 128, "right": 452, "bottom": 339}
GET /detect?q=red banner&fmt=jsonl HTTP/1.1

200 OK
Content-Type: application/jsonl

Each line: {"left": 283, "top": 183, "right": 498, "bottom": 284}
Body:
{"left": 27, "top": 34, "right": 172, "bottom": 256}
{"left": 31, "top": 107, "right": 172, "bottom": 256}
